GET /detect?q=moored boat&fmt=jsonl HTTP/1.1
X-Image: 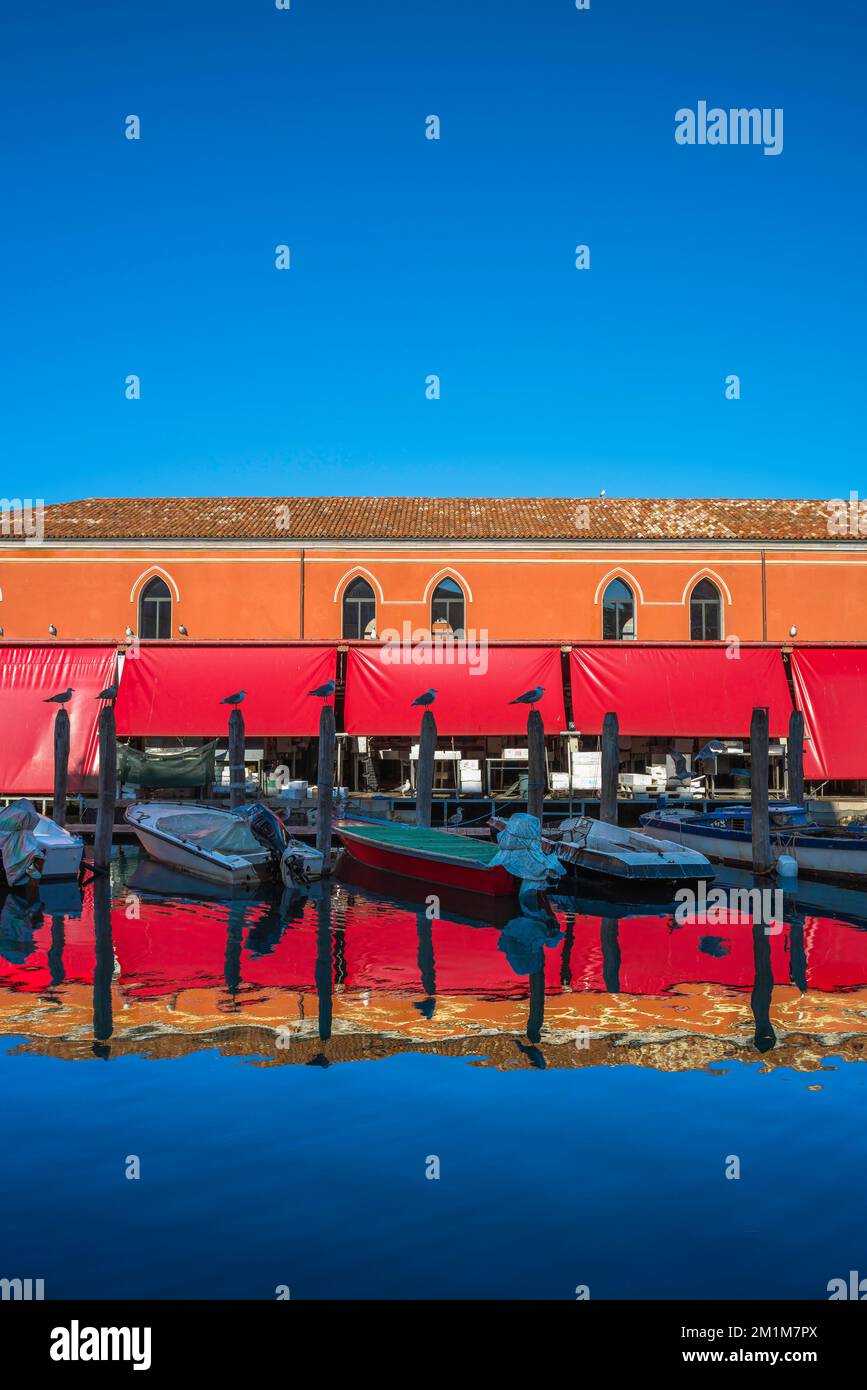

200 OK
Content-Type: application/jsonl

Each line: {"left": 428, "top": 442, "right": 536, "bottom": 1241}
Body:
{"left": 336, "top": 821, "right": 519, "bottom": 897}
{"left": 125, "top": 802, "right": 324, "bottom": 888}
{"left": 639, "top": 804, "right": 867, "bottom": 883}
{"left": 496, "top": 814, "right": 713, "bottom": 885}
{"left": 0, "top": 799, "right": 84, "bottom": 887}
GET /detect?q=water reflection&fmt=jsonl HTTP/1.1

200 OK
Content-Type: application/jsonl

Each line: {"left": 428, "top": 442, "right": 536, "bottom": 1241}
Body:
{"left": 2, "top": 853, "right": 867, "bottom": 1071}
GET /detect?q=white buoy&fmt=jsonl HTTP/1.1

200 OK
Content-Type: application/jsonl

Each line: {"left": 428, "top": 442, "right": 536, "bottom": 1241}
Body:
{"left": 776, "top": 853, "right": 798, "bottom": 879}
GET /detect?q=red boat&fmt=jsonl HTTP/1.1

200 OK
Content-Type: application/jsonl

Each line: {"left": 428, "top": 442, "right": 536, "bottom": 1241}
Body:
{"left": 336, "top": 822, "right": 517, "bottom": 898}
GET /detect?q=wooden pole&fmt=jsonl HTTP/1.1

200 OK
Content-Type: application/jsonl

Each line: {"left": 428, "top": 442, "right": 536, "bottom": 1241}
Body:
{"left": 93, "top": 705, "right": 117, "bottom": 872}
{"left": 52, "top": 707, "right": 70, "bottom": 828}
{"left": 415, "top": 710, "right": 436, "bottom": 828}
{"left": 788, "top": 708, "right": 805, "bottom": 808}
{"left": 750, "top": 705, "right": 772, "bottom": 873}
{"left": 527, "top": 709, "right": 546, "bottom": 822}
{"left": 600, "top": 711, "right": 619, "bottom": 825}
{"left": 316, "top": 703, "right": 336, "bottom": 864}
{"left": 92, "top": 873, "right": 114, "bottom": 1049}
{"left": 228, "top": 707, "right": 245, "bottom": 810}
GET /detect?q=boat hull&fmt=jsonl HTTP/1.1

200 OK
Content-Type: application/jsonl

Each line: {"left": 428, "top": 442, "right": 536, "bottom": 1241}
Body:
{"left": 640, "top": 815, "right": 867, "bottom": 884}
{"left": 337, "top": 829, "right": 517, "bottom": 897}
{"left": 130, "top": 825, "right": 272, "bottom": 888}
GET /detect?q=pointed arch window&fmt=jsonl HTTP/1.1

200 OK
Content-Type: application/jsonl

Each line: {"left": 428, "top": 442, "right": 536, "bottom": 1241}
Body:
{"left": 690, "top": 578, "right": 722, "bottom": 640}
{"left": 139, "top": 576, "right": 172, "bottom": 639}
{"left": 343, "top": 576, "right": 377, "bottom": 639}
{"left": 430, "top": 577, "right": 465, "bottom": 636}
{"left": 602, "top": 578, "right": 635, "bottom": 640}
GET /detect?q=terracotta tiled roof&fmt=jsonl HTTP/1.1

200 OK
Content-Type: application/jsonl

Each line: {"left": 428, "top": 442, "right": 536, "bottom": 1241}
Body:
{"left": 20, "top": 496, "right": 850, "bottom": 542}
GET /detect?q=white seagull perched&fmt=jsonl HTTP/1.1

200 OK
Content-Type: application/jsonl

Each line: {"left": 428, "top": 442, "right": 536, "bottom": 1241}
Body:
{"left": 309, "top": 679, "right": 336, "bottom": 701}
{"left": 447, "top": 807, "right": 463, "bottom": 827}
{"left": 220, "top": 690, "right": 246, "bottom": 708}
{"left": 44, "top": 687, "right": 74, "bottom": 707}
{"left": 412, "top": 688, "right": 437, "bottom": 708}
{"left": 510, "top": 686, "right": 545, "bottom": 709}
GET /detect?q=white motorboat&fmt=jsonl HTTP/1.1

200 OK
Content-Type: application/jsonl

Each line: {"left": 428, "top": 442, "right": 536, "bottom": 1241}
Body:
{"left": 125, "top": 801, "right": 324, "bottom": 888}
{"left": 640, "top": 804, "right": 867, "bottom": 883}
{"left": 542, "top": 815, "right": 714, "bottom": 884}
{"left": 0, "top": 799, "right": 84, "bottom": 887}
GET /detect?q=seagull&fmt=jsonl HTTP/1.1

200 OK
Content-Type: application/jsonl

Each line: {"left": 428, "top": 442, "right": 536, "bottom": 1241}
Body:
{"left": 48, "top": 624, "right": 57, "bottom": 638}
{"left": 447, "top": 807, "right": 463, "bottom": 827}
{"left": 510, "top": 686, "right": 544, "bottom": 709}
{"left": 412, "top": 688, "right": 437, "bottom": 708}
{"left": 44, "top": 688, "right": 73, "bottom": 707}
{"left": 309, "top": 679, "right": 336, "bottom": 701}
{"left": 670, "top": 750, "right": 692, "bottom": 784}
{"left": 125, "top": 626, "right": 134, "bottom": 640}
{"left": 96, "top": 683, "right": 119, "bottom": 702}
{"left": 220, "top": 690, "right": 246, "bottom": 707}
{"left": 695, "top": 739, "right": 725, "bottom": 766}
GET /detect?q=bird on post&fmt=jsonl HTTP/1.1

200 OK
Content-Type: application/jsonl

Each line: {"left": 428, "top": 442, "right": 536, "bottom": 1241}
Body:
{"left": 412, "top": 689, "right": 437, "bottom": 708}
{"left": 44, "top": 687, "right": 74, "bottom": 707}
{"left": 220, "top": 690, "right": 246, "bottom": 708}
{"left": 695, "top": 739, "right": 725, "bottom": 767}
{"left": 96, "top": 683, "right": 119, "bottom": 703}
{"left": 309, "top": 679, "right": 336, "bottom": 702}
{"left": 510, "top": 686, "right": 545, "bottom": 710}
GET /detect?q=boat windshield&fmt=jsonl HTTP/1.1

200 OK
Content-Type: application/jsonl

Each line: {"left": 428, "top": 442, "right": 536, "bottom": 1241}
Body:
{"left": 154, "top": 812, "right": 262, "bottom": 855}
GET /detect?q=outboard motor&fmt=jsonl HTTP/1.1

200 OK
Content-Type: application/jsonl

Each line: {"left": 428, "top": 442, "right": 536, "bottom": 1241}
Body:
{"left": 244, "top": 803, "right": 288, "bottom": 858}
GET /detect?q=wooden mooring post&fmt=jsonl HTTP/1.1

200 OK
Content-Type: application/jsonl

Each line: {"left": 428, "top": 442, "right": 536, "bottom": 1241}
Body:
{"left": 316, "top": 703, "right": 336, "bottom": 865}
{"left": 527, "top": 709, "right": 545, "bottom": 821}
{"left": 788, "top": 708, "right": 805, "bottom": 808}
{"left": 52, "top": 707, "right": 70, "bottom": 828}
{"left": 600, "top": 711, "right": 619, "bottom": 825}
{"left": 93, "top": 704, "right": 117, "bottom": 872}
{"left": 228, "top": 707, "right": 245, "bottom": 810}
{"left": 415, "top": 710, "right": 437, "bottom": 828}
{"left": 750, "top": 705, "right": 772, "bottom": 873}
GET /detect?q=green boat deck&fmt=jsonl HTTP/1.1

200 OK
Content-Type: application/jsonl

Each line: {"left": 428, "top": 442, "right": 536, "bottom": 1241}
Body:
{"left": 340, "top": 821, "right": 499, "bottom": 864}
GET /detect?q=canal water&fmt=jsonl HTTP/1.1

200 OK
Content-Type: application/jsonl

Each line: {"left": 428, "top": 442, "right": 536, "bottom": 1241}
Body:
{"left": 1, "top": 848, "right": 866, "bottom": 1300}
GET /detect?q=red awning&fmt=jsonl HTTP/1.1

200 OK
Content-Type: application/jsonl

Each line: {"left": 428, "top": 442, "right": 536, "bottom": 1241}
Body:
{"left": 115, "top": 644, "right": 338, "bottom": 736}
{"left": 569, "top": 645, "right": 793, "bottom": 736}
{"left": 344, "top": 645, "right": 566, "bottom": 735}
{"left": 789, "top": 648, "right": 867, "bottom": 779}
{"left": 0, "top": 643, "right": 118, "bottom": 795}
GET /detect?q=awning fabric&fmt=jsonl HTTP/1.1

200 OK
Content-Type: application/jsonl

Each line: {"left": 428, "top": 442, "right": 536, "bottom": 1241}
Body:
{"left": 115, "top": 645, "right": 337, "bottom": 736}
{"left": 0, "top": 644, "right": 118, "bottom": 795}
{"left": 569, "top": 645, "right": 793, "bottom": 736}
{"left": 789, "top": 648, "right": 867, "bottom": 779}
{"left": 344, "top": 645, "right": 566, "bottom": 735}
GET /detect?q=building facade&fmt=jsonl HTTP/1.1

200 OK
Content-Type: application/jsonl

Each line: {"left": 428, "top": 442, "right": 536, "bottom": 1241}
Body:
{"left": 0, "top": 495, "right": 864, "bottom": 643}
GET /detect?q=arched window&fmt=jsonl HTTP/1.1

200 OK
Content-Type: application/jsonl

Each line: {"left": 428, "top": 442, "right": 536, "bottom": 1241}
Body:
{"left": 430, "top": 577, "right": 465, "bottom": 636}
{"left": 602, "top": 578, "right": 635, "bottom": 640}
{"left": 139, "top": 576, "right": 172, "bottom": 639}
{"left": 690, "top": 578, "right": 722, "bottom": 640}
{"left": 342, "top": 576, "right": 376, "bottom": 639}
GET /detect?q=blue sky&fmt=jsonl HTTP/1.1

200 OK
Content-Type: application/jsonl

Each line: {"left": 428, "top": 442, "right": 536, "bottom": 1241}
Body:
{"left": 1, "top": 0, "right": 864, "bottom": 504}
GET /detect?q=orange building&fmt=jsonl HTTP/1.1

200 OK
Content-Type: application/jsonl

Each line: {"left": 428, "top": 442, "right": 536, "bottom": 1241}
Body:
{"left": 0, "top": 495, "right": 863, "bottom": 643}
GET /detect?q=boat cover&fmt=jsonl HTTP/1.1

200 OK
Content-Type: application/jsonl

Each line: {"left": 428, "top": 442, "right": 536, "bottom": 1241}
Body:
{"left": 490, "top": 813, "right": 565, "bottom": 885}
{"left": 118, "top": 741, "right": 217, "bottom": 789}
{"left": 0, "top": 799, "right": 44, "bottom": 886}
{"left": 153, "top": 810, "right": 262, "bottom": 855}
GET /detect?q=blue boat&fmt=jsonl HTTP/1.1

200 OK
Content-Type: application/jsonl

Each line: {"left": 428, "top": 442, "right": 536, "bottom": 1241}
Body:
{"left": 639, "top": 804, "right": 867, "bottom": 884}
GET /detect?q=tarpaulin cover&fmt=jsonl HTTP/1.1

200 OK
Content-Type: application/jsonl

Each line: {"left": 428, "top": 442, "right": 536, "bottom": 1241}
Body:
{"left": 115, "top": 645, "right": 337, "bottom": 736}
{"left": 118, "top": 741, "right": 217, "bottom": 789}
{"left": 344, "top": 645, "right": 566, "bottom": 735}
{"left": 789, "top": 648, "right": 867, "bottom": 779}
{"left": 569, "top": 645, "right": 793, "bottom": 736}
{"left": 0, "top": 644, "right": 117, "bottom": 794}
